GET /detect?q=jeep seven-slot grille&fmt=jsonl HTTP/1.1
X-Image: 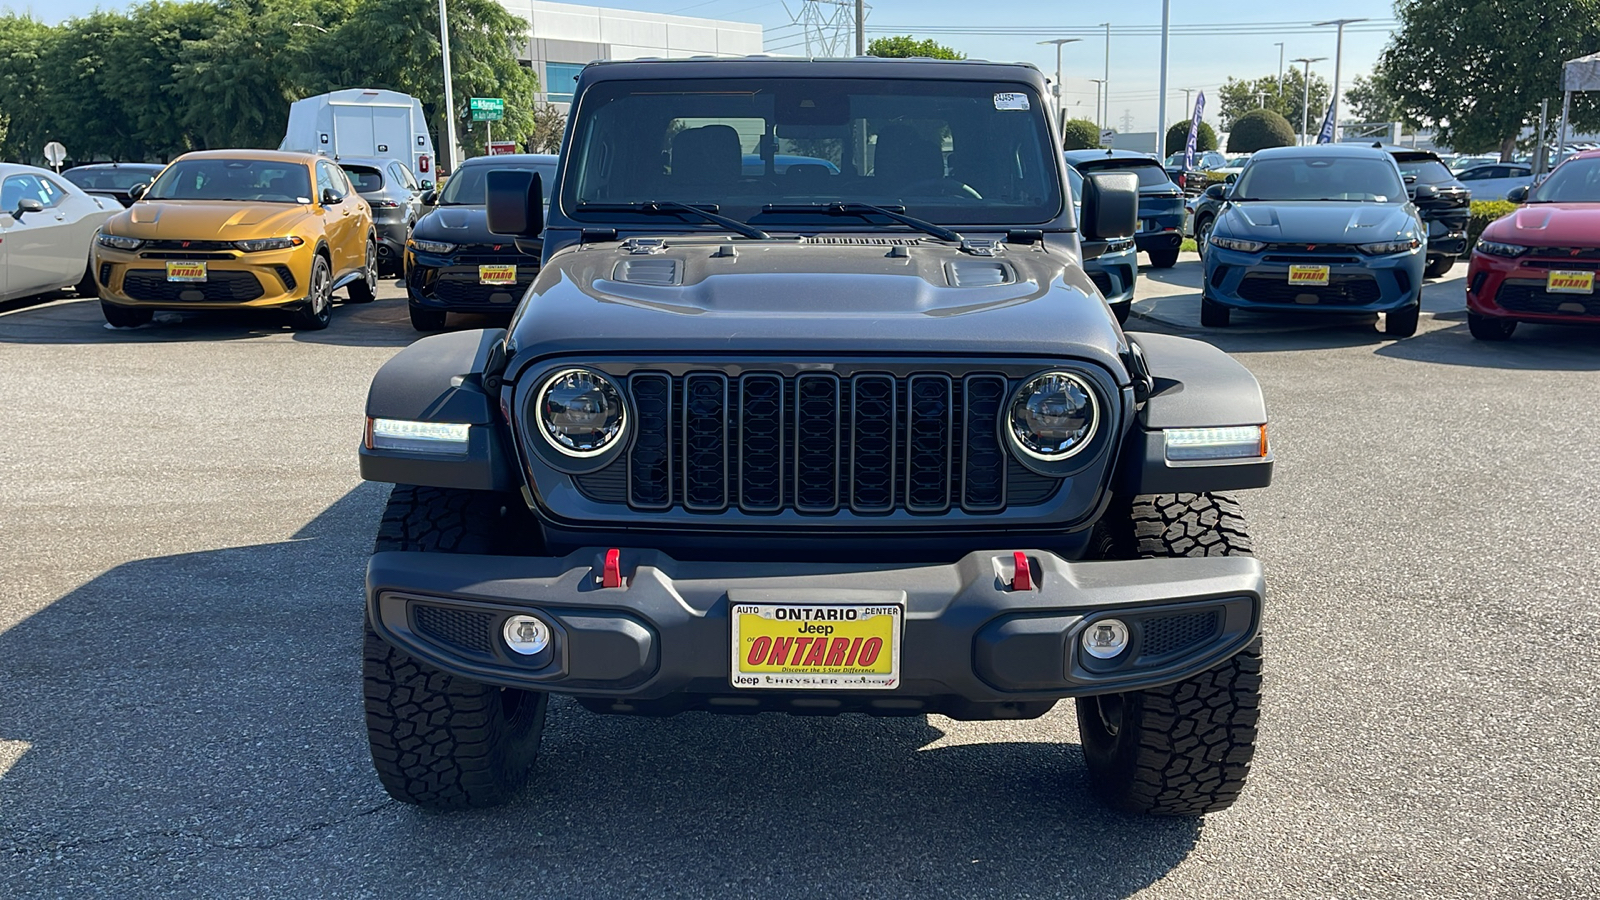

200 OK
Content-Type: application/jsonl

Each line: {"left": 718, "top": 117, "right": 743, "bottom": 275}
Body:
{"left": 621, "top": 371, "right": 1040, "bottom": 514}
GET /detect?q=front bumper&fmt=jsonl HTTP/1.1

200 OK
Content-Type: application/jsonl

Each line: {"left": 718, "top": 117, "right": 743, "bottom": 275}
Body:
{"left": 1085, "top": 249, "right": 1136, "bottom": 307}
{"left": 1205, "top": 245, "right": 1423, "bottom": 314}
{"left": 1467, "top": 250, "right": 1600, "bottom": 323}
{"left": 94, "top": 246, "right": 310, "bottom": 310}
{"left": 368, "top": 547, "right": 1263, "bottom": 718}
{"left": 405, "top": 249, "right": 536, "bottom": 313}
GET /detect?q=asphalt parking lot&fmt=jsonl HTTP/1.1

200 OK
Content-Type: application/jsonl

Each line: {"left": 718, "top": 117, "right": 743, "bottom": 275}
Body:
{"left": 2, "top": 260, "right": 1597, "bottom": 899}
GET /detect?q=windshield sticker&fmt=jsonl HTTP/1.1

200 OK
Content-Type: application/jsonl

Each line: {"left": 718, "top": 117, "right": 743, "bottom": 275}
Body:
{"left": 994, "top": 92, "right": 1030, "bottom": 111}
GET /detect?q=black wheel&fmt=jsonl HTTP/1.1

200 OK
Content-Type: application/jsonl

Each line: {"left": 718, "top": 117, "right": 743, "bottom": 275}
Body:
{"left": 409, "top": 303, "right": 447, "bottom": 332}
{"left": 1424, "top": 256, "right": 1456, "bottom": 279}
{"left": 1384, "top": 301, "right": 1420, "bottom": 338}
{"left": 1194, "top": 217, "right": 1214, "bottom": 259}
{"left": 288, "top": 254, "right": 333, "bottom": 330}
{"left": 75, "top": 259, "right": 99, "bottom": 298}
{"left": 364, "top": 486, "right": 548, "bottom": 809}
{"left": 100, "top": 301, "right": 152, "bottom": 328}
{"left": 1468, "top": 311, "right": 1517, "bottom": 341}
{"left": 1077, "top": 493, "right": 1262, "bottom": 816}
{"left": 1148, "top": 247, "right": 1180, "bottom": 269}
{"left": 347, "top": 237, "right": 378, "bottom": 303}
{"left": 1111, "top": 301, "right": 1131, "bottom": 324}
{"left": 1200, "top": 296, "right": 1231, "bottom": 327}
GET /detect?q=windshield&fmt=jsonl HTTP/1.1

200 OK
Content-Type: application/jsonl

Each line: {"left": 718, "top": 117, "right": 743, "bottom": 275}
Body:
{"left": 64, "top": 167, "right": 162, "bottom": 191}
{"left": 340, "top": 165, "right": 384, "bottom": 193}
{"left": 440, "top": 163, "right": 557, "bottom": 205}
{"left": 1232, "top": 156, "right": 1405, "bottom": 202}
{"left": 562, "top": 77, "right": 1062, "bottom": 226}
{"left": 145, "top": 159, "right": 312, "bottom": 203}
{"left": 1531, "top": 157, "right": 1600, "bottom": 202}
{"left": 1394, "top": 157, "right": 1454, "bottom": 184}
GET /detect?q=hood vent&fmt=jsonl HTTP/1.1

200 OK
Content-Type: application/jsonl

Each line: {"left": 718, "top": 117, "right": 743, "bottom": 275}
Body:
{"left": 803, "top": 237, "right": 923, "bottom": 245}
{"left": 612, "top": 258, "right": 682, "bottom": 286}
{"left": 945, "top": 261, "right": 1015, "bottom": 287}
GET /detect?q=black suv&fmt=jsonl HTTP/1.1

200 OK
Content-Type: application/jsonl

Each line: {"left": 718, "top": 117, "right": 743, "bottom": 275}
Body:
{"left": 358, "top": 57, "right": 1274, "bottom": 817}
{"left": 1383, "top": 146, "right": 1471, "bottom": 277}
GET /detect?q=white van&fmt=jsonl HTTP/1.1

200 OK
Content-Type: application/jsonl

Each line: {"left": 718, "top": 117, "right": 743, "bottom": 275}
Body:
{"left": 280, "top": 89, "right": 438, "bottom": 185}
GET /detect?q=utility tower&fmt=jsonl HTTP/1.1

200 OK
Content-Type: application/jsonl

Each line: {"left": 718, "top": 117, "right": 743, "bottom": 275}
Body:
{"left": 784, "top": 1, "right": 860, "bottom": 57}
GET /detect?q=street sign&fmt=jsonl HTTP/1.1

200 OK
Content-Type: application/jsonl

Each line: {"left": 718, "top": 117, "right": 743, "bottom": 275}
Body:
{"left": 1099, "top": 129, "right": 1116, "bottom": 146}
{"left": 469, "top": 98, "right": 504, "bottom": 122}
{"left": 43, "top": 141, "right": 67, "bottom": 171}
{"left": 488, "top": 141, "right": 519, "bottom": 155}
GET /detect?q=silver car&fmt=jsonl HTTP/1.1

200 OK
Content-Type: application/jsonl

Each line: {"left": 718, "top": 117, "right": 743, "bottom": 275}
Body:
{"left": 338, "top": 156, "right": 430, "bottom": 273}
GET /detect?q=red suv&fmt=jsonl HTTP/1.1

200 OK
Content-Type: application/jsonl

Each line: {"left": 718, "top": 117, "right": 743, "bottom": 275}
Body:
{"left": 1466, "top": 150, "right": 1600, "bottom": 340}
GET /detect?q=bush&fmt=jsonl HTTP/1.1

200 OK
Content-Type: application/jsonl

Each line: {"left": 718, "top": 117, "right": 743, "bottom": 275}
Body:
{"left": 1468, "top": 200, "right": 1518, "bottom": 248}
{"left": 1165, "top": 120, "right": 1218, "bottom": 157}
{"left": 1227, "top": 109, "right": 1296, "bottom": 153}
{"left": 1061, "top": 118, "right": 1101, "bottom": 150}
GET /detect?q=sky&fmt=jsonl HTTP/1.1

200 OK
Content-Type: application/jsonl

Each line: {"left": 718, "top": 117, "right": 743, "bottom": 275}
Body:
{"left": 7, "top": 0, "right": 1401, "bottom": 135}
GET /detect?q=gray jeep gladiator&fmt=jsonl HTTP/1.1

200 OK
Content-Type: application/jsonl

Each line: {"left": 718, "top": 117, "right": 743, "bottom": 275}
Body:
{"left": 358, "top": 57, "right": 1273, "bottom": 817}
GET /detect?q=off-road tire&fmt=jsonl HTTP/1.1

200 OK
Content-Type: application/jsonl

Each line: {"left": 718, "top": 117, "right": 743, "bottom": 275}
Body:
{"left": 347, "top": 237, "right": 378, "bottom": 303}
{"left": 1468, "top": 312, "right": 1516, "bottom": 341}
{"left": 1200, "top": 296, "right": 1231, "bottom": 327}
{"left": 1148, "top": 247, "right": 1180, "bottom": 269}
{"left": 101, "top": 300, "right": 152, "bottom": 328}
{"left": 289, "top": 254, "right": 333, "bottom": 331}
{"left": 409, "top": 303, "right": 447, "bottom": 332}
{"left": 1384, "top": 301, "right": 1420, "bottom": 338}
{"left": 1077, "top": 492, "right": 1262, "bottom": 816}
{"left": 363, "top": 485, "right": 548, "bottom": 809}
{"left": 1424, "top": 255, "right": 1456, "bottom": 279}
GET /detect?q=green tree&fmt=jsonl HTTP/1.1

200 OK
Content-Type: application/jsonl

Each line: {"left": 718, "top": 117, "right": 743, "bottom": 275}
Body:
{"left": 1217, "top": 69, "right": 1330, "bottom": 133}
{"left": 1227, "top": 108, "right": 1296, "bottom": 153}
{"left": 524, "top": 102, "right": 566, "bottom": 154}
{"left": 1375, "top": 0, "right": 1600, "bottom": 159}
{"left": 1165, "top": 120, "right": 1217, "bottom": 157}
{"left": 0, "top": 15, "right": 59, "bottom": 162}
{"left": 1059, "top": 117, "right": 1100, "bottom": 150}
{"left": 866, "top": 35, "right": 965, "bottom": 60}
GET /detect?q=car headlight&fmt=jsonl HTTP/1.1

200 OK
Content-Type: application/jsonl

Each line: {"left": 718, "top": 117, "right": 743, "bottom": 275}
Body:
{"left": 96, "top": 233, "right": 143, "bottom": 251}
{"left": 1357, "top": 237, "right": 1421, "bottom": 255}
{"left": 1006, "top": 372, "right": 1099, "bottom": 461}
{"left": 1476, "top": 239, "right": 1528, "bottom": 258}
{"left": 536, "top": 368, "right": 626, "bottom": 457}
{"left": 233, "top": 236, "right": 304, "bottom": 252}
{"left": 1209, "top": 235, "right": 1265, "bottom": 253}
{"left": 408, "top": 238, "right": 456, "bottom": 254}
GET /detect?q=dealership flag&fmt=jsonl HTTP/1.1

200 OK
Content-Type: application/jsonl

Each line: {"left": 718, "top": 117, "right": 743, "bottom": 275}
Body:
{"left": 1184, "top": 92, "right": 1207, "bottom": 169}
{"left": 1316, "top": 101, "right": 1337, "bottom": 144}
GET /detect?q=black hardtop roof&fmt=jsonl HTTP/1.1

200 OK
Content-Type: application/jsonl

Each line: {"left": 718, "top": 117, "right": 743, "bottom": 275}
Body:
{"left": 456, "top": 153, "right": 559, "bottom": 168}
{"left": 578, "top": 55, "right": 1047, "bottom": 86}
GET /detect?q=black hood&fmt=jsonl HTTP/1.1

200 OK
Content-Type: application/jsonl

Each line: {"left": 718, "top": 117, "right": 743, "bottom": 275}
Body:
{"left": 412, "top": 205, "right": 496, "bottom": 245}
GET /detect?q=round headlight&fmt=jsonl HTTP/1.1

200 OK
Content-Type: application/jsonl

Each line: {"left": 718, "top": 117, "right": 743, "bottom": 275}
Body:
{"left": 1006, "top": 371, "right": 1099, "bottom": 460}
{"left": 536, "top": 368, "right": 626, "bottom": 457}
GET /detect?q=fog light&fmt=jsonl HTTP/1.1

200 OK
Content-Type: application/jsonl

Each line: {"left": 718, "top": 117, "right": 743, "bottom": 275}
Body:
{"left": 1082, "top": 619, "right": 1130, "bottom": 660}
{"left": 502, "top": 615, "right": 551, "bottom": 655}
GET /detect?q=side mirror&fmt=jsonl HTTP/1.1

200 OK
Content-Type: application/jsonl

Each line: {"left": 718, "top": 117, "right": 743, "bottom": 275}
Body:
{"left": 321, "top": 187, "right": 342, "bottom": 206}
{"left": 420, "top": 190, "right": 437, "bottom": 206}
{"left": 128, "top": 183, "right": 148, "bottom": 202}
{"left": 419, "top": 180, "right": 434, "bottom": 191}
{"left": 1080, "top": 170, "right": 1139, "bottom": 243}
{"left": 1412, "top": 184, "right": 1440, "bottom": 202}
{"left": 486, "top": 170, "right": 544, "bottom": 238}
{"left": 13, "top": 198, "right": 44, "bottom": 218}
{"left": 1506, "top": 184, "right": 1530, "bottom": 204}
{"left": 1204, "top": 184, "right": 1227, "bottom": 200}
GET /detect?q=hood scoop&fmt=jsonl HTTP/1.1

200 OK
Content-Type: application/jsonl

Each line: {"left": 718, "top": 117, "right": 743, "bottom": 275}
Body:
{"left": 612, "top": 258, "right": 682, "bottom": 286}
{"left": 946, "top": 260, "right": 1015, "bottom": 287}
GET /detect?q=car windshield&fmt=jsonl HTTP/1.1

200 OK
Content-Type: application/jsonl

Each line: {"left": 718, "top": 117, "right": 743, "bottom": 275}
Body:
{"left": 1231, "top": 156, "right": 1404, "bottom": 202}
{"left": 1394, "top": 157, "right": 1454, "bottom": 184}
{"left": 64, "top": 167, "right": 162, "bottom": 191}
{"left": 562, "top": 77, "right": 1062, "bottom": 226}
{"left": 1530, "top": 157, "right": 1600, "bottom": 202}
{"left": 341, "top": 165, "right": 384, "bottom": 193}
{"left": 144, "top": 159, "right": 312, "bottom": 203}
{"left": 440, "top": 163, "right": 557, "bottom": 205}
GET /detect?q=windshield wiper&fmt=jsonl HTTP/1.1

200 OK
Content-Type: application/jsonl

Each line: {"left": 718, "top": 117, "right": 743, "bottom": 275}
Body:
{"left": 761, "top": 202, "right": 964, "bottom": 243}
{"left": 576, "top": 201, "right": 770, "bottom": 240}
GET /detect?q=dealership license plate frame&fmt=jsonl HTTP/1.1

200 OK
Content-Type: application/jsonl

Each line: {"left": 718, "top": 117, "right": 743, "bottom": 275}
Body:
{"left": 730, "top": 602, "right": 903, "bottom": 690}
{"left": 1546, "top": 269, "right": 1595, "bottom": 294}
{"left": 166, "top": 261, "right": 208, "bottom": 283}
{"left": 479, "top": 264, "right": 517, "bottom": 286}
{"left": 1288, "top": 264, "right": 1330, "bottom": 287}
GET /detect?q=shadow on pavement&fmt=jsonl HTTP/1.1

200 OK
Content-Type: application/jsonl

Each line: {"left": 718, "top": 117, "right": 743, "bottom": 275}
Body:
{"left": 1376, "top": 320, "right": 1600, "bottom": 370}
{"left": 0, "top": 486, "right": 1201, "bottom": 897}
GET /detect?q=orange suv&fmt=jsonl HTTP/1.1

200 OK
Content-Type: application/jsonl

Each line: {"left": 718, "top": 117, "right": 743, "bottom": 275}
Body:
{"left": 93, "top": 150, "right": 377, "bottom": 330}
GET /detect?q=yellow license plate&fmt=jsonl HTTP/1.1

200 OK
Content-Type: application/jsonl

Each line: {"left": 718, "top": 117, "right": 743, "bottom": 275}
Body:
{"left": 1546, "top": 270, "right": 1594, "bottom": 294}
{"left": 166, "top": 262, "right": 207, "bottom": 282}
{"left": 731, "top": 603, "right": 902, "bottom": 690}
{"left": 1287, "top": 264, "right": 1330, "bottom": 286}
{"left": 479, "top": 264, "right": 517, "bottom": 285}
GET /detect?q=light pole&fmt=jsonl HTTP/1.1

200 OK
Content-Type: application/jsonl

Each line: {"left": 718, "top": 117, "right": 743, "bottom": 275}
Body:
{"left": 1156, "top": 0, "right": 1170, "bottom": 158}
{"left": 1274, "top": 42, "right": 1285, "bottom": 96}
{"left": 438, "top": 0, "right": 460, "bottom": 170}
{"left": 1314, "top": 18, "right": 1367, "bottom": 140}
{"left": 1292, "top": 56, "right": 1326, "bottom": 146}
{"left": 1089, "top": 79, "right": 1106, "bottom": 136}
{"left": 1100, "top": 23, "right": 1111, "bottom": 135}
{"left": 855, "top": 0, "right": 864, "bottom": 56}
{"left": 1038, "top": 39, "right": 1082, "bottom": 133}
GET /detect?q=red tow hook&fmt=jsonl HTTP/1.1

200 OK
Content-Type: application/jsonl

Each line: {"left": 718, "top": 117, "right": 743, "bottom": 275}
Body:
{"left": 600, "top": 548, "right": 623, "bottom": 588}
{"left": 1011, "top": 551, "right": 1033, "bottom": 592}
